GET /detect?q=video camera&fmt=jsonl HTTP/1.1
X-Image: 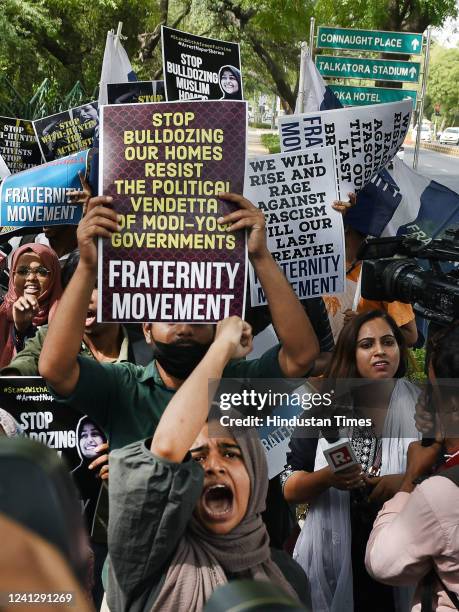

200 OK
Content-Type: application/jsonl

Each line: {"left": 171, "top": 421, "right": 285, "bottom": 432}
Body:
{"left": 358, "top": 226, "right": 459, "bottom": 325}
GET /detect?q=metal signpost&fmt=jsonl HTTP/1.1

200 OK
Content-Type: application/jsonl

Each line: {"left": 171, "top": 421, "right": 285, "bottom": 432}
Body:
{"left": 310, "top": 18, "right": 430, "bottom": 169}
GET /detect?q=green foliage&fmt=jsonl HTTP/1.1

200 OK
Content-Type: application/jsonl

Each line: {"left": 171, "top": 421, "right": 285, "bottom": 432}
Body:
{"left": 407, "top": 348, "right": 427, "bottom": 382}
{"left": 261, "top": 133, "right": 281, "bottom": 153}
{"left": 0, "top": 0, "right": 154, "bottom": 116}
{"left": 0, "top": 0, "right": 458, "bottom": 116}
{"left": 425, "top": 45, "right": 459, "bottom": 127}
{"left": 314, "top": 0, "right": 457, "bottom": 32}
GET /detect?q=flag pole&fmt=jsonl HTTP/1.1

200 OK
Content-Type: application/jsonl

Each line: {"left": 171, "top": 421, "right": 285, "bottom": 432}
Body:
{"left": 115, "top": 22, "right": 123, "bottom": 50}
{"left": 309, "top": 16, "right": 315, "bottom": 57}
{"left": 413, "top": 26, "right": 432, "bottom": 170}
{"left": 296, "top": 42, "right": 308, "bottom": 114}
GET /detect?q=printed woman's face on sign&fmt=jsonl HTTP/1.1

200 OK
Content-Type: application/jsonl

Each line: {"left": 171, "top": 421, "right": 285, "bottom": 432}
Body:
{"left": 220, "top": 70, "right": 239, "bottom": 95}
{"left": 77, "top": 104, "right": 98, "bottom": 123}
{"left": 79, "top": 422, "right": 104, "bottom": 459}
{"left": 355, "top": 317, "right": 400, "bottom": 379}
{"left": 13, "top": 253, "right": 51, "bottom": 299}
{"left": 191, "top": 423, "right": 250, "bottom": 535}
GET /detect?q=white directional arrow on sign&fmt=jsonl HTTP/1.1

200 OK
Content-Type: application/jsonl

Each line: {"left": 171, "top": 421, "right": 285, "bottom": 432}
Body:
{"left": 409, "top": 66, "right": 417, "bottom": 78}
{"left": 411, "top": 39, "right": 420, "bottom": 51}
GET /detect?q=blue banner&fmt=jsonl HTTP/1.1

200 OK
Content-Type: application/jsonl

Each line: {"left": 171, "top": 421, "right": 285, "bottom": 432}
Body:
{"left": 0, "top": 150, "right": 88, "bottom": 227}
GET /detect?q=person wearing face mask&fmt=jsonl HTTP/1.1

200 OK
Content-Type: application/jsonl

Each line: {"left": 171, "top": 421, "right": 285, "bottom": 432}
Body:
{"left": 39, "top": 192, "right": 319, "bottom": 452}
{"left": 106, "top": 316, "right": 310, "bottom": 611}
{"left": 282, "top": 310, "right": 420, "bottom": 612}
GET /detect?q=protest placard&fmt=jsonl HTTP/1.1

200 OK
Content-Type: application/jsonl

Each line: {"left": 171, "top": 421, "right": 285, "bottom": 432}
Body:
{"left": 0, "top": 153, "right": 9, "bottom": 180}
{"left": 162, "top": 26, "right": 243, "bottom": 101}
{"left": 107, "top": 80, "right": 165, "bottom": 104}
{"left": 33, "top": 102, "right": 99, "bottom": 162}
{"left": 0, "top": 377, "right": 105, "bottom": 530}
{"left": 245, "top": 146, "right": 344, "bottom": 304}
{"left": 98, "top": 100, "right": 247, "bottom": 323}
{"left": 0, "top": 150, "right": 88, "bottom": 227}
{"left": 279, "top": 100, "right": 412, "bottom": 199}
{"left": 0, "top": 117, "right": 43, "bottom": 173}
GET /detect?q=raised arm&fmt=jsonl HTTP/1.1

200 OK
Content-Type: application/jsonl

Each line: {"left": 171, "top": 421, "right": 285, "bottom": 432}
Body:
{"left": 38, "top": 196, "right": 119, "bottom": 395}
{"left": 151, "top": 317, "right": 252, "bottom": 463}
{"left": 218, "top": 193, "right": 319, "bottom": 377}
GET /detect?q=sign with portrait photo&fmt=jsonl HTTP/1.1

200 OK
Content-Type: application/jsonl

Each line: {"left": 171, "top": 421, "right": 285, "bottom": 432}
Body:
{"left": 107, "top": 80, "right": 166, "bottom": 105}
{"left": 33, "top": 102, "right": 99, "bottom": 162}
{"left": 162, "top": 26, "right": 243, "bottom": 101}
{"left": 0, "top": 377, "right": 105, "bottom": 531}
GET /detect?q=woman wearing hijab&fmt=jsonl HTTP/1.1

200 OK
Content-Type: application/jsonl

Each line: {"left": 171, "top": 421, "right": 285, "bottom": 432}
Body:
{"left": 282, "top": 310, "right": 420, "bottom": 612}
{"left": 0, "top": 243, "right": 62, "bottom": 367}
{"left": 107, "top": 317, "right": 309, "bottom": 611}
{"left": 72, "top": 416, "right": 106, "bottom": 530}
{"left": 218, "top": 65, "right": 242, "bottom": 100}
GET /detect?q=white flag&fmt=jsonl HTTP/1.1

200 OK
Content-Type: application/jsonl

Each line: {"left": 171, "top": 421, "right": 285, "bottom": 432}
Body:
{"left": 98, "top": 30, "right": 136, "bottom": 106}
{"left": 295, "top": 43, "right": 342, "bottom": 114}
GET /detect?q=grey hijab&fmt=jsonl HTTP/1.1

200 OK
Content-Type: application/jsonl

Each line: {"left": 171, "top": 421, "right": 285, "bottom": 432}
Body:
{"left": 152, "top": 426, "right": 299, "bottom": 611}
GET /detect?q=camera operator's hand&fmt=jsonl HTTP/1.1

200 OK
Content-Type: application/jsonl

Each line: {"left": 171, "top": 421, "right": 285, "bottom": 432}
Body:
{"left": 414, "top": 388, "right": 435, "bottom": 434}
{"left": 332, "top": 192, "right": 356, "bottom": 216}
{"left": 364, "top": 474, "right": 404, "bottom": 504}
{"left": 400, "top": 440, "right": 442, "bottom": 493}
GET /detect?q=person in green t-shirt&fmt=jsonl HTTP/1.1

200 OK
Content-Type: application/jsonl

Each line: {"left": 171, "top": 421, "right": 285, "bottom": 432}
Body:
{"left": 39, "top": 192, "right": 320, "bottom": 450}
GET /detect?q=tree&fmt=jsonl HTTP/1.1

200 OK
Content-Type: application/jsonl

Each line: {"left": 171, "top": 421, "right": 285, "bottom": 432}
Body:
{"left": 314, "top": 0, "right": 458, "bottom": 33}
{"left": 425, "top": 45, "right": 459, "bottom": 126}
{"left": 0, "top": 0, "right": 156, "bottom": 116}
{"left": 1, "top": 0, "right": 458, "bottom": 117}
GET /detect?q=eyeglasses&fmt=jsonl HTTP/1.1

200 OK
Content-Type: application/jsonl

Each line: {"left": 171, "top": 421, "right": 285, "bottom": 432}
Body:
{"left": 14, "top": 266, "right": 50, "bottom": 278}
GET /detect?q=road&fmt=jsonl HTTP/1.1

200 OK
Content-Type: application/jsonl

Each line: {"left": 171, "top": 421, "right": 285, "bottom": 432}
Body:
{"left": 403, "top": 145, "right": 459, "bottom": 193}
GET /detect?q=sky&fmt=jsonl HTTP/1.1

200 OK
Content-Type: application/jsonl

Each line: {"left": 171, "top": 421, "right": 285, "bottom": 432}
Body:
{"left": 433, "top": 0, "right": 459, "bottom": 47}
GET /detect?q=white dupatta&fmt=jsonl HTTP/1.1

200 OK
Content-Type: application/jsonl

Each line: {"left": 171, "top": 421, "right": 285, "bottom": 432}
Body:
{"left": 293, "top": 379, "right": 420, "bottom": 612}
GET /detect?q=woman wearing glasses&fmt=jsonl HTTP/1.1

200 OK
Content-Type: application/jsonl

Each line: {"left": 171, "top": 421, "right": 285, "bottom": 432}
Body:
{"left": 0, "top": 244, "right": 62, "bottom": 367}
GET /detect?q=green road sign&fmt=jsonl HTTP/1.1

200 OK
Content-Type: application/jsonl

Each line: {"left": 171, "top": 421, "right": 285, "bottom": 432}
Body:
{"left": 330, "top": 85, "right": 417, "bottom": 106}
{"left": 316, "top": 55, "right": 421, "bottom": 83}
{"left": 317, "top": 26, "right": 423, "bottom": 55}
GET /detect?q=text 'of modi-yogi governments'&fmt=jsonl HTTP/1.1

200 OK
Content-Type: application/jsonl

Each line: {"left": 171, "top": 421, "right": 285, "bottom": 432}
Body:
{"left": 98, "top": 100, "right": 247, "bottom": 323}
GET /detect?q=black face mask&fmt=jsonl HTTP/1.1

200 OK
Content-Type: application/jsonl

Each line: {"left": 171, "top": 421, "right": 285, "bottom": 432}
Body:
{"left": 153, "top": 340, "right": 212, "bottom": 379}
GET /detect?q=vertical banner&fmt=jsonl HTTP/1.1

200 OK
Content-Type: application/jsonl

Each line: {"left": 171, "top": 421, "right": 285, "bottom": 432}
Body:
{"left": 0, "top": 377, "right": 105, "bottom": 530}
{"left": 162, "top": 26, "right": 243, "bottom": 101}
{"left": 99, "top": 100, "right": 247, "bottom": 323}
{"left": 0, "top": 117, "right": 43, "bottom": 173}
{"left": 244, "top": 146, "right": 344, "bottom": 304}
{"left": 279, "top": 100, "right": 412, "bottom": 199}
{"left": 107, "top": 80, "right": 165, "bottom": 104}
{"left": 0, "top": 150, "right": 88, "bottom": 227}
{"left": 33, "top": 102, "right": 99, "bottom": 162}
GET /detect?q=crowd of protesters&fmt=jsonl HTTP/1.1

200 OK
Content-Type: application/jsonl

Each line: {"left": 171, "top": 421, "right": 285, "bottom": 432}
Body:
{"left": 0, "top": 182, "right": 458, "bottom": 612}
